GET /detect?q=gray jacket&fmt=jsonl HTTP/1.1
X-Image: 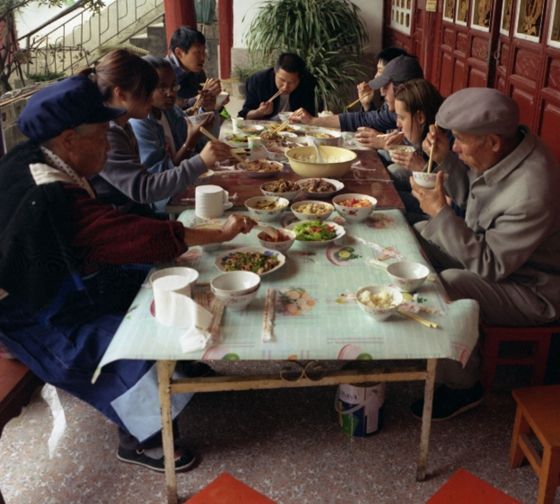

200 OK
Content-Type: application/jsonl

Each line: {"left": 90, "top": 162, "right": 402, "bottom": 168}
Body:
{"left": 421, "top": 127, "right": 560, "bottom": 319}
{"left": 92, "top": 121, "right": 206, "bottom": 213}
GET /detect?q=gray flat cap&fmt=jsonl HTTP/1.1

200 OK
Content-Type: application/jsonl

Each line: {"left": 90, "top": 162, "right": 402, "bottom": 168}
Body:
{"left": 368, "top": 55, "right": 423, "bottom": 89}
{"left": 436, "top": 87, "right": 519, "bottom": 137}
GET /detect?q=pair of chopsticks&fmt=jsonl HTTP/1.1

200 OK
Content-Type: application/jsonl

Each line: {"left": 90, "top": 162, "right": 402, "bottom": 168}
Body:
{"left": 345, "top": 97, "right": 361, "bottom": 110}
{"left": 398, "top": 309, "right": 440, "bottom": 329}
{"left": 426, "top": 122, "right": 437, "bottom": 174}
{"left": 199, "top": 126, "right": 245, "bottom": 164}
{"left": 267, "top": 89, "right": 283, "bottom": 103}
{"left": 262, "top": 288, "right": 276, "bottom": 342}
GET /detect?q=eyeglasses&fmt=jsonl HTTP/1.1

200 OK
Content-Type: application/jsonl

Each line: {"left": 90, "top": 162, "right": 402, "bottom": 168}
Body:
{"left": 156, "top": 84, "right": 181, "bottom": 94}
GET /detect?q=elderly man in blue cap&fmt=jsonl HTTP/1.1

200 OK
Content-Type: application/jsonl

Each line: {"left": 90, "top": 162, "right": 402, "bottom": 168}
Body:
{"left": 0, "top": 75, "right": 254, "bottom": 471}
{"left": 409, "top": 87, "right": 560, "bottom": 421}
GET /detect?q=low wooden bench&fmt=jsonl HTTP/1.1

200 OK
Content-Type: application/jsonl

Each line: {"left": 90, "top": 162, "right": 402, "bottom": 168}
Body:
{"left": 0, "top": 358, "right": 43, "bottom": 504}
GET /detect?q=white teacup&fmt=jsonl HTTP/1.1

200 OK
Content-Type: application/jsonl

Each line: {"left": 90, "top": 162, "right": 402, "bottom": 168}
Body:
{"left": 195, "top": 184, "right": 230, "bottom": 218}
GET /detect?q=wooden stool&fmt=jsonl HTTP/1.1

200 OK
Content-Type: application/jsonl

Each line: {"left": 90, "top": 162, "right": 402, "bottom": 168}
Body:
{"left": 481, "top": 325, "right": 557, "bottom": 390}
{"left": 510, "top": 385, "right": 560, "bottom": 504}
{"left": 427, "top": 468, "right": 520, "bottom": 503}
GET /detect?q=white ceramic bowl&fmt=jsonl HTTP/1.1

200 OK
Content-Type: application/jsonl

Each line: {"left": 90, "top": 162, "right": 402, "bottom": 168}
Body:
{"left": 290, "top": 200, "right": 334, "bottom": 221}
{"left": 286, "top": 146, "right": 357, "bottom": 178}
{"left": 332, "top": 193, "right": 377, "bottom": 222}
{"left": 149, "top": 267, "right": 199, "bottom": 290}
{"left": 210, "top": 271, "right": 261, "bottom": 296}
{"left": 356, "top": 285, "right": 403, "bottom": 321}
{"left": 244, "top": 195, "right": 289, "bottom": 221}
{"left": 186, "top": 111, "right": 214, "bottom": 127}
{"left": 277, "top": 111, "right": 292, "bottom": 122}
{"left": 215, "top": 91, "right": 229, "bottom": 109}
{"left": 260, "top": 179, "right": 301, "bottom": 201}
{"left": 238, "top": 124, "right": 265, "bottom": 135}
{"left": 386, "top": 261, "right": 430, "bottom": 292}
{"left": 303, "top": 128, "right": 342, "bottom": 146}
{"left": 210, "top": 272, "right": 261, "bottom": 311}
{"left": 387, "top": 144, "right": 416, "bottom": 162}
{"left": 257, "top": 228, "right": 296, "bottom": 253}
{"left": 412, "top": 171, "right": 437, "bottom": 189}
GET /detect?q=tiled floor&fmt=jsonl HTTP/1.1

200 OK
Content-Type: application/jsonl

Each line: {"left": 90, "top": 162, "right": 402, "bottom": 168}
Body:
{"left": 1, "top": 362, "right": 556, "bottom": 504}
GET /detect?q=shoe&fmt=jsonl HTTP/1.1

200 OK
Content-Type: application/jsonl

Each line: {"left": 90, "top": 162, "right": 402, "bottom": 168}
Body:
{"left": 175, "top": 361, "right": 215, "bottom": 378}
{"left": 117, "top": 446, "right": 197, "bottom": 473}
{"left": 410, "top": 382, "right": 484, "bottom": 421}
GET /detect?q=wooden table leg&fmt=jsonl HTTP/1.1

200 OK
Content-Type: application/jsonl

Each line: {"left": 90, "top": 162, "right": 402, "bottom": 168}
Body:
{"left": 416, "top": 358, "right": 437, "bottom": 481}
{"left": 157, "top": 360, "right": 178, "bottom": 504}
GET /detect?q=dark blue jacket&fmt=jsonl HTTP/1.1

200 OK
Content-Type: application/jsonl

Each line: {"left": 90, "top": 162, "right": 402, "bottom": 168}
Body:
{"left": 239, "top": 67, "right": 317, "bottom": 119}
{"left": 338, "top": 102, "right": 397, "bottom": 132}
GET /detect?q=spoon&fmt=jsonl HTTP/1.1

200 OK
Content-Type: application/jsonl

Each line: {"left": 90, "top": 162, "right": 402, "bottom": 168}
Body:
{"left": 308, "top": 137, "right": 325, "bottom": 163}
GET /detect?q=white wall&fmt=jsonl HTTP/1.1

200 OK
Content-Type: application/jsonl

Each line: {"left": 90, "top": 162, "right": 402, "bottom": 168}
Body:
{"left": 232, "top": 0, "right": 382, "bottom": 53}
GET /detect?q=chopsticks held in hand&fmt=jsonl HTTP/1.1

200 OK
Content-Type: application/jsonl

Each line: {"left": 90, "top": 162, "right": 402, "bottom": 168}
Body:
{"left": 267, "top": 89, "right": 283, "bottom": 103}
{"left": 345, "top": 97, "right": 361, "bottom": 110}
{"left": 426, "top": 122, "right": 437, "bottom": 173}
{"left": 199, "top": 126, "right": 245, "bottom": 164}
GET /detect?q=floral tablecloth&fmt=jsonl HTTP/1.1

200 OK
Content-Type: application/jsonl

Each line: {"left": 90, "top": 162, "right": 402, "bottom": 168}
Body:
{"left": 94, "top": 210, "right": 479, "bottom": 378}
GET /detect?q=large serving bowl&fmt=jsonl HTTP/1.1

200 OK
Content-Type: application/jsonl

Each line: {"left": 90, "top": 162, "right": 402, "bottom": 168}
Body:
{"left": 386, "top": 261, "right": 430, "bottom": 292}
{"left": 291, "top": 200, "right": 334, "bottom": 221}
{"left": 332, "top": 193, "right": 377, "bottom": 222}
{"left": 244, "top": 195, "right": 289, "bottom": 221}
{"left": 356, "top": 285, "right": 403, "bottom": 321}
{"left": 257, "top": 228, "right": 296, "bottom": 253}
{"left": 286, "top": 146, "right": 357, "bottom": 178}
{"left": 210, "top": 271, "right": 261, "bottom": 311}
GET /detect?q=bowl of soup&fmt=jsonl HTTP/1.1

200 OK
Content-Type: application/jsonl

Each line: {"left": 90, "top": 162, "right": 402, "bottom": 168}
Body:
{"left": 286, "top": 146, "right": 357, "bottom": 178}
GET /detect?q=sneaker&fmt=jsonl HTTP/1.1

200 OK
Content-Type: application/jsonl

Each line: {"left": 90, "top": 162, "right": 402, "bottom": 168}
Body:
{"left": 117, "top": 446, "right": 197, "bottom": 473}
{"left": 410, "top": 382, "right": 484, "bottom": 421}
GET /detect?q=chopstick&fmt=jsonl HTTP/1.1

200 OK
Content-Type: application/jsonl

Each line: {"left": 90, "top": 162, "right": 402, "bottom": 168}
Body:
{"left": 345, "top": 97, "right": 361, "bottom": 110}
{"left": 398, "top": 309, "right": 440, "bottom": 329}
{"left": 199, "top": 126, "right": 245, "bottom": 164}
{"left": 262, "top": 288, "right": 276, "bottom": 342}
{"left": 209, "top": 299, "right": 225, "bottom": 342}
{"left": 267, "top": 89, "right": 283, "bottom": 103}
{"left": 426, "top": 122, "right": 437, "bottom": 173}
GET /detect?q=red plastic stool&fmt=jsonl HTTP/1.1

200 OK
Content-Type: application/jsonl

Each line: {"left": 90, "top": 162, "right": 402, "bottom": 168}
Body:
{"left": 481, "top": 325, "right": 558, "bottom": 390}
{"left": 426, "top": 468, "right": 520, "bottom": 503}
{"left": 185, "top": 472, "right": 276, "bottom": 503}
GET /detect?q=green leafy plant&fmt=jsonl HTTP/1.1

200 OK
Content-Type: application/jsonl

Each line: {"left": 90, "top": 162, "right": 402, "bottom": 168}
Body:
{"left": 244, "top": 0, "right": 369, "bottom": 112}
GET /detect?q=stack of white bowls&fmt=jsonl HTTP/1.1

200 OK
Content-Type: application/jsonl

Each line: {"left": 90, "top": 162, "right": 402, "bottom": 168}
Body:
{"left": 195, "top": 184, "right": 228, "bottom": 219}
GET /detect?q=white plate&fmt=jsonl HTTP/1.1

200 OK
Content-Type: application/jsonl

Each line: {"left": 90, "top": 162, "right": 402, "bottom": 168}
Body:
{"left": 297, "top": 177, "right": 345, "bottom": 198}
{"left": 238, "top": 160, "right": 285, "bottom": 178}
{"left": 215, "top": 246, "right": 286, "bottom": 276}
{"left": 286, "top": 220, "right": 346, "bottom": 246}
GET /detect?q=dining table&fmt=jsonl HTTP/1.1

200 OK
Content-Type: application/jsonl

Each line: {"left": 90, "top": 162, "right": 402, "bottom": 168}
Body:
{"left": 94, "top": 201, "right": 480, "bottom": 503}
{"left": 165, "top": 122, "right": 404, "bottom": 218}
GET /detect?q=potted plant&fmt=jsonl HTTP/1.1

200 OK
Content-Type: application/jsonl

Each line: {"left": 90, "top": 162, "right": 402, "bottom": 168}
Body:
{"left": 244, "top": 0, "right": 369, "bottom": 113}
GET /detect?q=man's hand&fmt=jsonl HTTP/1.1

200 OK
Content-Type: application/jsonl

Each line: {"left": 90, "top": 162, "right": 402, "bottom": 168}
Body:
{"left": 357, "top": 81, "right": 374, "bottom": 110}
{"left": 422, "top": 124, "right": 449, "bottom": 165}
{"left": 220, "top": 214, "right": 256, "bottom": 241}
{"left": 247, "top": 100, "right": 273, "bottom": 120}
{"left": 289, "top": 108, "right": 314, "bottom": 124}
{"left": 355, "top": 127, "right": 403, "bottom": 150}
{"left": 199, "top": 140, "right": 232, "bottom": 168}
{"left": 410, "top": 171, "right": 448, "bottom": 217}
{"left": 202, "top": 78, "right": 221, "bottom": 97}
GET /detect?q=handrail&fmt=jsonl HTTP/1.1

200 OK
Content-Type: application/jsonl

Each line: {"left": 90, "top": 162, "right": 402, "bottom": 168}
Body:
{"left": 16, "top": 0, "right": 88, "bottom": 43}
{"left": 16, "top": 0, "right": 163, "bottom": 80}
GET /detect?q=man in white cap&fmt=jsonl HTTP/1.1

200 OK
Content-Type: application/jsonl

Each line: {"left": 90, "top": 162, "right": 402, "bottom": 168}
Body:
{"left": 410, "top": 87, "right": 560, "bottom": 420}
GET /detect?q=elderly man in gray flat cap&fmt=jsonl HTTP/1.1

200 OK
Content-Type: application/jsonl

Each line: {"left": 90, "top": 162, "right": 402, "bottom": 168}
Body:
{"left": 409, "top": 87, "right": 560, "bottom": 421}
{"left": 0, "top": 75, "right": 254, "bottom": 472}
